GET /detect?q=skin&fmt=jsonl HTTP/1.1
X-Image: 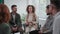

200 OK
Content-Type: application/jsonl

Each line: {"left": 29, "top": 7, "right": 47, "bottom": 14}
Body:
{"left": 28, "top": 6, "right": 33, "bottom": 13}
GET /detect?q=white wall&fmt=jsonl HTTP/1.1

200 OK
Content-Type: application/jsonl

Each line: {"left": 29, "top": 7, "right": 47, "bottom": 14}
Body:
{"left": 4, "top": 0, "right": 50, "bottom": 27}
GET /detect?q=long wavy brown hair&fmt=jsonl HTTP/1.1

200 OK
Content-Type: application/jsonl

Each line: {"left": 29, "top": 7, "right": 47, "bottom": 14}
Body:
{"left": 0, "top": 4, "right": 10, "bottom": 23}
{"left": 26, "top": 5, "right": 35, "bottom": 14}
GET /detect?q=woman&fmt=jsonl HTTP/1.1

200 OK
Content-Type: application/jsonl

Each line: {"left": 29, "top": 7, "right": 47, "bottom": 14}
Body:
{"left": 0, "top": 4, "right": 11, "bottom": 34}
{"left": 25, "top": 5, "right": 38, "bottom": 34}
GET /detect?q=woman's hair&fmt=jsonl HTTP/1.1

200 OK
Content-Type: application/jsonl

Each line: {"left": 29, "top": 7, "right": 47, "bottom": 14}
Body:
{"left": 26, "top": 5, "right": 35, "bottom": 14}
{"left": 26, "top": 5, "right": 36, "bottom": 21}
{"left": 0, "top": 4, "right": 10, "bottom": 23}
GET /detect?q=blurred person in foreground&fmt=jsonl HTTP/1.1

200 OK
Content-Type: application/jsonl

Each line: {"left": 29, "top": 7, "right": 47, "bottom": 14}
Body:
{"left": 0, "top": 4, "right": 11, "bottom": 34}
{"left": 50, "top": 0, "right": 60, "bottom": 34}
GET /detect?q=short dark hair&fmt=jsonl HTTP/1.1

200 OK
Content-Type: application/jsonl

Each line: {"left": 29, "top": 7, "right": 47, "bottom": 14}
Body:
{"left": 11, "top": 5, "right": 17, "bottom": 9}
{"left": 46, "top": 5, "right": 50, "bottom": 9}
{"left": 50, "top": 0, "right": 60, "bottom": 10}
{"left": 26, "top": 5, "right": 35, "bottom": 13}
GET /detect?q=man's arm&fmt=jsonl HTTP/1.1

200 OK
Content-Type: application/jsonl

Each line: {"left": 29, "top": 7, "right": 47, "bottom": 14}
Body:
{"left": 53, "top": 16, "right": 60, "bottom": 34}
{"left": 17, "top": 14, "right": 22, "bottom": 28}
{"left": 17, "top": 14, "right": 23, "bottom": 32}
{"left": 40, "top": 16, "right": 51, "bottom": 33}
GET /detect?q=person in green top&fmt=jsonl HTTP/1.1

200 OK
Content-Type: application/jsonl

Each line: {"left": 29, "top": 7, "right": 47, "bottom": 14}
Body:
{"left": 0, "top": 4, "right": 11, "bottom": 34}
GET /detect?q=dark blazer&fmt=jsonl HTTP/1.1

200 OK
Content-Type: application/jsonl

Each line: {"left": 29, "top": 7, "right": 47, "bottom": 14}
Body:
{"left": 9, "top": 12, "right": 22, "bottom": 32}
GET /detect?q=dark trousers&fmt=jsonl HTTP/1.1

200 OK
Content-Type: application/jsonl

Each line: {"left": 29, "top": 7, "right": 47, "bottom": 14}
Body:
{"left": 29, "top": 30, "right": 39, "bottom": 34}
{"left": 29, "top": 30, "right": 52, "bottom": 34}
{"left": 12, "top": 31, "right": 23, "bottom": 34}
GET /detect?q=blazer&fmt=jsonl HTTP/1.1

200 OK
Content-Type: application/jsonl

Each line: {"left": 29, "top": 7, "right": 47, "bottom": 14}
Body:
{"left": 9, "top": 12, "right": 22, "bottom": 32}
{"left": 53, "top": 12, "right": 60, "bottom": 34}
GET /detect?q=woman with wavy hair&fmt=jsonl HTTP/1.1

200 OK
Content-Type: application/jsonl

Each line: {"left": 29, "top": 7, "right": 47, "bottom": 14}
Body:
{"left": 25, "top": 5, "right": 38, "bottom": 34}
{"left": 0, "top": 4, "right": 11, "bottom": 34}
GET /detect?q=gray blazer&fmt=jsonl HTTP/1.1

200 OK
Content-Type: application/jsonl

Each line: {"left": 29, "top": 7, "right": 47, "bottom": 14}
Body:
{"left": 53, "top": 12, "right": 60, "bottom": 34}
{"left": 42, "top": 15, "right": 54, "bottom": 33}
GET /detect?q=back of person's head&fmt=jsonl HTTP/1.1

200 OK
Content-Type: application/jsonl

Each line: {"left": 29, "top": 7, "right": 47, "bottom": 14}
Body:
{"left": 50, "top": 0, "right": 60, "bottom": 11}
{"left": 0, "top": 4, "right": 10, "bottom": 23}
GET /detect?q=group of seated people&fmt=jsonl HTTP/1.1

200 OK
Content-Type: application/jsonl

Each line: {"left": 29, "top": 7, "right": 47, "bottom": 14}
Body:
{"left": 0, "top": 0, "right": 60, "bottom": 34}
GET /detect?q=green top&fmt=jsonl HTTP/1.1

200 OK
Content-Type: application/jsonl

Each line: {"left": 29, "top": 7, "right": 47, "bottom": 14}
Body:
{"left": 0, "top": 0, "right": 3, "bottom": 4}
{"left": 0, "top": 23, "right": 11, "bottom": 34}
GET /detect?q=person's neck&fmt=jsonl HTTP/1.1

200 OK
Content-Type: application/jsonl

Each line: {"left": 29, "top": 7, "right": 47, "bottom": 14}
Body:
{"left": 52, "top": 13, "right": 56, "bottom": 16}
{"left": 29, "top": 12, "right": 33, "bottom": 14}
{"left": 52, "top": 10, "right": 57, "bottom": 16}
{"left": 12, "top": 12, "right": 16, "bottom": 15}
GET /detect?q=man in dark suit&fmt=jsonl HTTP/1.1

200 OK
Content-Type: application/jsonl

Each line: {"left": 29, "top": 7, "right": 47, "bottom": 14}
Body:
{"left": 9, "top": 5, "right": 23, "bottom": 34}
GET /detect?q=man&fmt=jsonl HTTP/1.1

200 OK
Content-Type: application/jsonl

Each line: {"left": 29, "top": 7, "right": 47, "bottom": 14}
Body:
{"left": 39, "top": 4, "right": 56, "bottom": 34}
{"left": 9, "top": 5, "right": 23, "bottom": 34}
{"left": 50, "top": 0, "right": 60, "bottom": 34}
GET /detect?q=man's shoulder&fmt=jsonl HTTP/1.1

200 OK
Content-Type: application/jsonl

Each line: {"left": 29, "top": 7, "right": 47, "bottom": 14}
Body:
{"left": 55, "top": 15, "right": 60, "bottom": 21}
{"left": 1, "top": 23, "right": 10, "bottom": 29}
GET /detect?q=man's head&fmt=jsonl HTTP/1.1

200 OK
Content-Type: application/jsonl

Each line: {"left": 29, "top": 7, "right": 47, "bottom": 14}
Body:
{"left": 50, "top": 0, "right": 60, "bottom": 12}
{"left": 46, "top": 5, "right": 51, "bottom": 15}
{"left": 46, "top": 4, "right": 57, "bottom": 15}
{"left": 11, "top": 5, "right": 17, "bottom": 13}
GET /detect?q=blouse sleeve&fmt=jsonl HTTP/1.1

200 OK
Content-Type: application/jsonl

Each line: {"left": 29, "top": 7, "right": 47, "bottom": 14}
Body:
{"left": 3, "top": 24, "right": 11, "bottom": 34}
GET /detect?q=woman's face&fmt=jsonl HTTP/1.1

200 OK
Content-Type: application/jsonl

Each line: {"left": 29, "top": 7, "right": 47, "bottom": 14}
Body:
{"left": 28, "top": 6, "right": 33, "bottom": 13}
